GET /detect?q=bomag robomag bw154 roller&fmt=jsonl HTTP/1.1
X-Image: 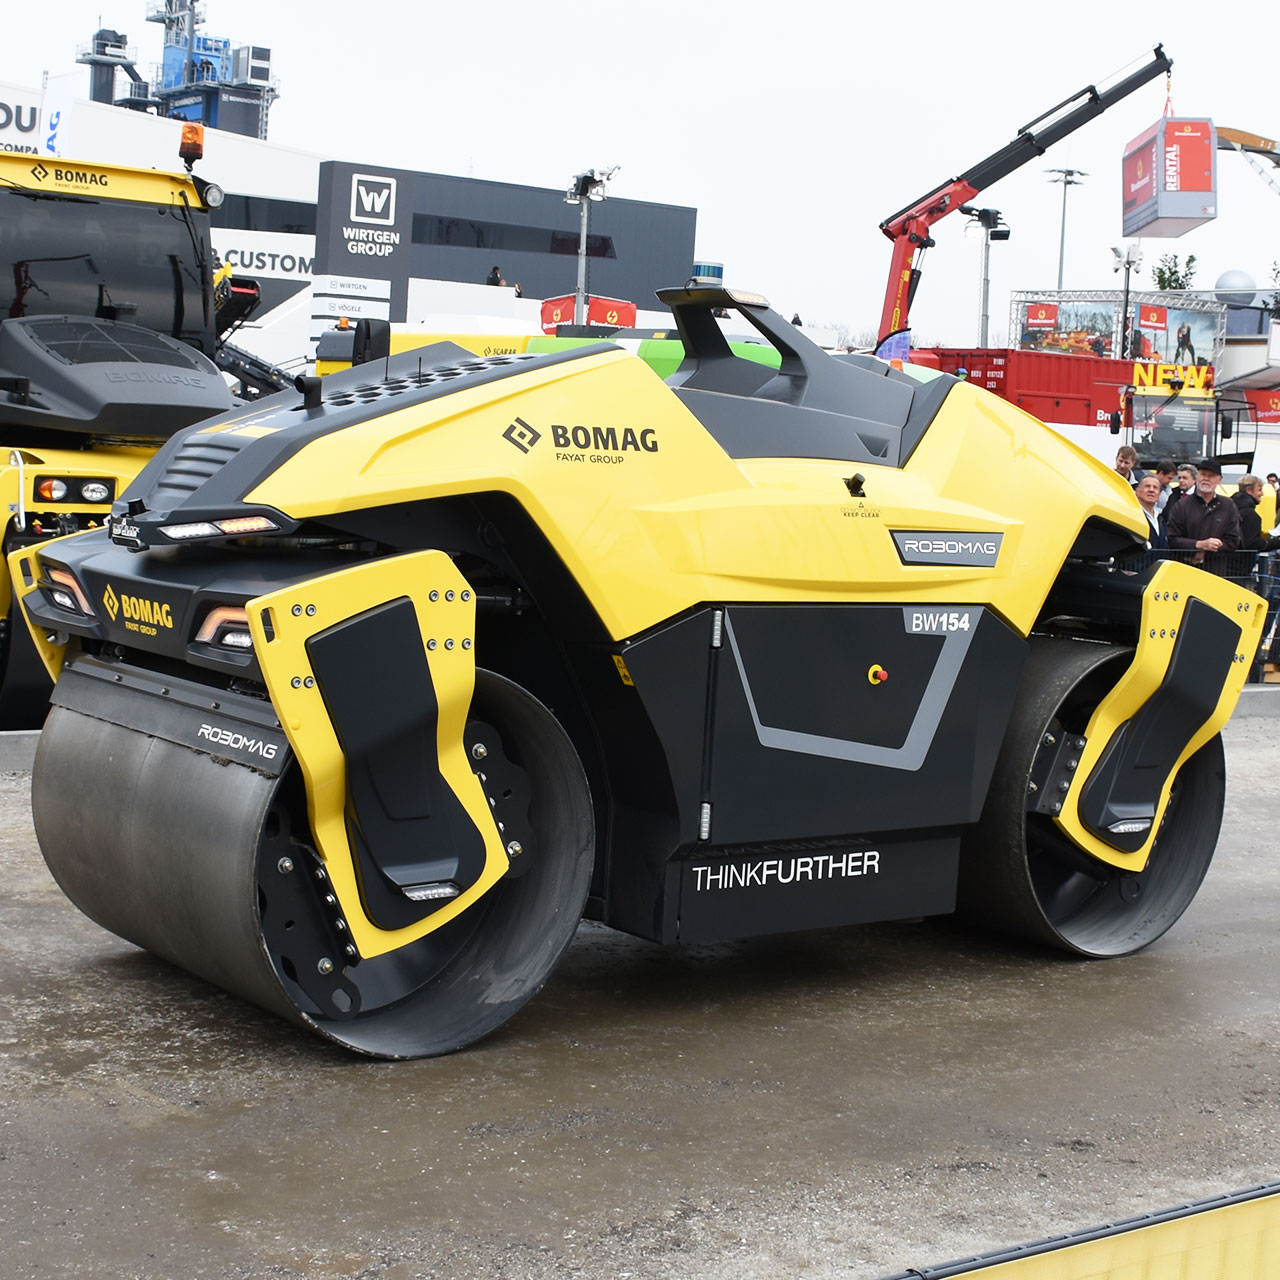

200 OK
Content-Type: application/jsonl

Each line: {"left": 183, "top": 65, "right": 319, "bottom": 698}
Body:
{"left": 11, "top": 288, "right": 1265, "bottom": 1059}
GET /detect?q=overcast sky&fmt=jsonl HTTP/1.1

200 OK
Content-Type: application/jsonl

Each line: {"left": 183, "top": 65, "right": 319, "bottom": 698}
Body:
{"left": 4, "top": 0, "right": 1278, "bottom": 344}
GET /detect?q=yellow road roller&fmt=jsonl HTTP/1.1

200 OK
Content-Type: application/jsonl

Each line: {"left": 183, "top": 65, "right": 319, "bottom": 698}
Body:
{"left": 11, "top": 287, "right": 1266, "bottom": 1058}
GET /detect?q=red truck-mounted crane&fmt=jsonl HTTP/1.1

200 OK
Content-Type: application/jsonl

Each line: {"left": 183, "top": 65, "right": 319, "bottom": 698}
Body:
{"left": 877, "top": 46, "right": 1172, "bottom": 348}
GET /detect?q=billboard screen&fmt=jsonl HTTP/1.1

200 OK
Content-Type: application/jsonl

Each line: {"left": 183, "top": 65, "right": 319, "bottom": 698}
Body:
{"left": 1012, "top": 291, "right": 1225, "bottom": 370}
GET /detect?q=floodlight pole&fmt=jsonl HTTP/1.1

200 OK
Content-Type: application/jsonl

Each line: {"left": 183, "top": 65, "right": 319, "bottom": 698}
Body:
{"left": 979, "top": 231, "right": 992, "bottom": 347}
{"left": 1047, "top": 168, "right": 1087, "bottom": 290}
{"left": 962, "top": 206, "right": 1008, "bottom": 347}
{"left": 575, "top": 197, "right": 590, "bottom": 326}
{"left": 565, "top": 166, "right": 619, "bottom": 326}
{"left": 1112, "top": 243, "right": 1143, "bottom": 357}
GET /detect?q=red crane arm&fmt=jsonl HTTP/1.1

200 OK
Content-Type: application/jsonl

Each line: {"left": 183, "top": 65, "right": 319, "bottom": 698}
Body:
{"left": 878, "top": 179, "right": 979, "bottom": 346}
{"left": 875, "top": 45, "right": 1172, "bottom": 347}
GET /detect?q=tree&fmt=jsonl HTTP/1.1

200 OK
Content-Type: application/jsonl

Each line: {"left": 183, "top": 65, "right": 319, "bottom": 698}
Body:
{"left": 1270, "top": 261, "right": 1280, "bottom": 311}
{"left": 1152, "top": 253, "right": 1197, "bottom": 290}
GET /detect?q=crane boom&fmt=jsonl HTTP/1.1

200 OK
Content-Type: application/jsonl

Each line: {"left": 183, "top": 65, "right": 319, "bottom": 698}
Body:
{"left": 877, "top": 45, "right": 1173, "bottom": 346}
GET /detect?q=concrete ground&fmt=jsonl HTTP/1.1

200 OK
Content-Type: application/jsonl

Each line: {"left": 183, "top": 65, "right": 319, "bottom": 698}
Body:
{"left": 0, "top": 715, "right": 1277, "bottom": 1280}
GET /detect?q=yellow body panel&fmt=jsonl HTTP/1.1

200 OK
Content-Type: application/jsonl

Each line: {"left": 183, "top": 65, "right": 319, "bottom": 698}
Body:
{"left": 0, "top": 151, "right": 205, "bottom": 209}
{"left": 315, "top": 332, "right": 536, "bottom": 376}
{"left": 248, "top": 359, "right": 1149, "bottom": 642}
{"left": 244, "top": 550, "right": 509, "bottom": 959}
{"left": 6, "top": 534, "right": 95, "bottom": 684}
{"left": 0, "top": 444, "right": 157, "bottom": 616}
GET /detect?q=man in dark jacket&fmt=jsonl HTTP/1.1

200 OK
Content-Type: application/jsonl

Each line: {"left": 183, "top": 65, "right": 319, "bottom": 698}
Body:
{"left": 1231, "top": 476, "right": 1280, "bottom": 551}
{"left": 1165, "top": 458, "right": 1242, "bottom": 563}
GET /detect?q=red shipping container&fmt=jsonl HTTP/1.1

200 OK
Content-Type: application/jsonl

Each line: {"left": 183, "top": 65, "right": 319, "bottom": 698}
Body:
{"left": 917, "top": 348, "right": 1212, "bottom": 429}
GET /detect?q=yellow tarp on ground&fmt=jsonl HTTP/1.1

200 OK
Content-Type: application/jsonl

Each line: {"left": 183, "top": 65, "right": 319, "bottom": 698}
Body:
{"left": 883, "top": 1183, "right": 1279, "bottom": 1279}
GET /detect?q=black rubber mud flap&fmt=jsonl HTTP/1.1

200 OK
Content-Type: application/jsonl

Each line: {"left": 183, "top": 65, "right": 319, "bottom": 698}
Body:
{"left": 306, "top": 597, "right": 488, "bottom": 930}
{"left": 0, "top": 589, "right": 52, "bottom": 728}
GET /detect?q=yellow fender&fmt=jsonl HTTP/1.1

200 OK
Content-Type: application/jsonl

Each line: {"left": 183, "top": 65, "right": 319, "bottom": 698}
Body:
{"left": 244, "top": 549, "right": 509, "bottom": 958}
{"left": 1057, "top": 558, "right": 1265, "bottom": 871}
{"left": 7, "top": 532, "right": 101, "bottom": 685}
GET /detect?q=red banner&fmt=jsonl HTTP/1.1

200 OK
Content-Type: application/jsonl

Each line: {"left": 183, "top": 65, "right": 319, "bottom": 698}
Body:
{"left": 1163, "top": 118, "right": 1214, "bottom": 192}
{"left": 1025, "top": 303, "right": 1059, "bottom": 329}
{"left": 1245, "top": 390, "right": 1280, "bottom": 426}
{"left": 540, "top": 295, "right": 575, "bottom": 334}
{"left": 1122, "top": 124, "right": 1158, "bottom": 213}
{"left": 587, "top": 296, "right": 637, "bottom": 328}
{"left": 1138, "top": 304, "right": 1168, "bottom": 331}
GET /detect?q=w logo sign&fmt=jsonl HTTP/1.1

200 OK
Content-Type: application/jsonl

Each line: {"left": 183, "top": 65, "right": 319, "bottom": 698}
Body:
{"left": 350, "top": 173, "right": 397, "bottom": 225}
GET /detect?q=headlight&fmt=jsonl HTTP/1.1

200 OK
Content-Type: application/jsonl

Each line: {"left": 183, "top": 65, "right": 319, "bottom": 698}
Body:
{"left": 47, "top": 568, "right": 95, "bottom": 617}
{"left": 195, "top": 605, "right": 253, "bottom": 650}
{"left": 160, "top": 515, "right": 279, "bottom": 541}
{"left": 202, "top": 182, "right": 225, "bottom": 209}
{"left": 161, "top": 522, "right": 222, "bottom": 540}
{"left": 32, "top": 476, "right": 114, "bottom": 504}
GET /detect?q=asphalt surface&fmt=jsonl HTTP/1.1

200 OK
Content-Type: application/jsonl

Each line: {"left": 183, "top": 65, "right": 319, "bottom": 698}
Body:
{"left": 1, "top": 715, "right": 1277, "bottom": 1280}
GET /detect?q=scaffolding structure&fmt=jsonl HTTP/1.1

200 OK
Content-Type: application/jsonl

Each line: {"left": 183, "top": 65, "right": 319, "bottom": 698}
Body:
{"left": 1009, "top": 290, "right": 1228, "bottom": 368}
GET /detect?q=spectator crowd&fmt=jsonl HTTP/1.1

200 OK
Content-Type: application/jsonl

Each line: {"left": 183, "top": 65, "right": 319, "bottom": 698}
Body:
{"left": 1113, "top": 445, "right": 1280, "bottom": 567}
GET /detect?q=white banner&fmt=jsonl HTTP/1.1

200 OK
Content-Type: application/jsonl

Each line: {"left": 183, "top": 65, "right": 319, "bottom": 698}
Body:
{"left": 311, "top": 295, "right": 392, "bottom": 321}
{"left": 39, "top": 73, "right": 78, "bottom": 158}
{"left": 312, "top": 274, "right": 392, "bottom": 299}
{"left": 0, "top": 83, "right": 41, "bottom": 154}
{"left": 213, "top": 230, "right": 316, "bottom": 281}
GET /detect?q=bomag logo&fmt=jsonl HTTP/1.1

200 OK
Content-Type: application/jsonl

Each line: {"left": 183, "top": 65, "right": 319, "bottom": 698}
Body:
{"left": 503, "top": 417, "right": 541, "bottom": 453}
{"left": 551, "top": 424, "right": 658, "bottom": 465}
{"left": 122, "top": 595, "right": 173, "bottom": 627}
{"left": 32, "top": 166, "right": 108, "bottom": 188}
{"left": 103, "top": 584, "right": 174, "bottom": 635}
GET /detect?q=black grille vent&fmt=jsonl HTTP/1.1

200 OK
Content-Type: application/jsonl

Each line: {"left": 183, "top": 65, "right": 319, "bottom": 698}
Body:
{"left": 322, "top": 354, "right": 538, "bottom": 408}
{"left": 151, "top": 434, "right": 247, "bottom": 499}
